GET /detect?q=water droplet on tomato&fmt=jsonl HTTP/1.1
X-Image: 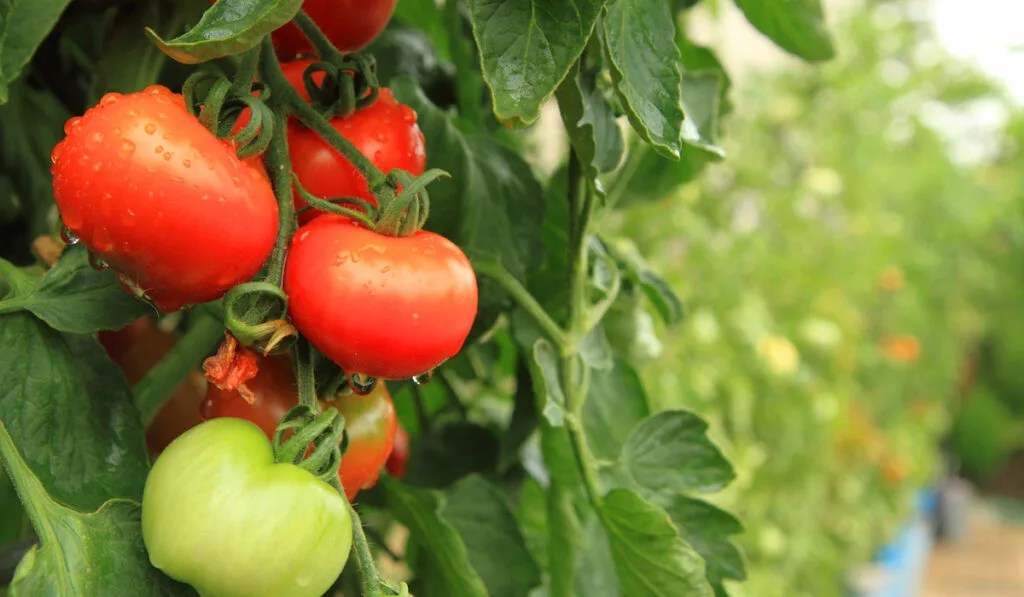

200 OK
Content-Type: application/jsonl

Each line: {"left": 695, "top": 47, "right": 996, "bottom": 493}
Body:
{"left": 374, "top": 132, "right": 387, "bottom": 143}
{"left": 64, "top": 117, "right": 82, "bottom": 134}
{"left": 157, "top": 112, "right": 168, "bottom": 120}
{"left": 87, "top": 131, "right": 104, "bottom": 147}
{"left": 144, "top": 123, "right": 157, "bottom": 135}
{"left": 117, "top": 140, "right": 136, "bottom": 159}
{"left": 92, "top": 162, "right": 102, "bottom": 172}
{"left": 162, "top": 152, "right": 172, "bottom": 161}
{"left": 145, "top": 85, "right": 163, "bottom": 95}
{"left": 401, "top": 108, "right": 416, "bottom": 123}
{"left": 127, "top": 109, "right": 139, "bottom": 117}
{"left": 60, "top": 226, "right": 80, "bottom": 245}
{"left": 348, "top": 373, "right": 377, "bottom": 395}
{"left": 380, "top": 266, "right": 391, "bottom": 274}
{"left": 412, "top": 371, "right": 433, "bottom": 386}
{"left": 50, "top": 144, "right": 63, "bottom": 164}
{"left": 100, "top": 92, "right": 121, "bottom": 105}
{"left": 154, "top": 145, "right": 164, "bottom": 154}
{"left": 88, "top": 253, "right": 109, "bottom": 271}
{"left": 182, "top": 159, "right": 192, "bottom": 168}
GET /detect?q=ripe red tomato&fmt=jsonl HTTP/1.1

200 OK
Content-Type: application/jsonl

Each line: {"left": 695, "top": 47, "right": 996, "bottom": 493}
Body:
{"left": 385, "top": 422, "right": 409, "bottom": 479}
{"left": 283, "top": 60, "right": 425, "bottom": 223}
{"left": 203, "top": 353, "right": 397, "bottom": 501}
{"left": 50, "top": 86, "right": 278, "bottom": 313}
{"left": 98, "top": 317, "right": 205, "bottom": 454}
{"left": 271, "top": 0, "right": 398, "bottom": 59}
{"left": 283, "top": 215, "right": 478, "bottom": 380}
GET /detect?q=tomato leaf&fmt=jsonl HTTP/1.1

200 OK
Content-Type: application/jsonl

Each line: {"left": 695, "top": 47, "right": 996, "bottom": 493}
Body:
{"left": 583, "top": 359, "right": 650, "bottom": 461}
{"left": 403, "top": 421, "right": 500, "bottom": 489}
{"left": 596, "top": 238, "right": 684, "bottom": 325}
{"left": 381, "top": 476, "right": 489, "bottom": 597}
{"left": 0, "top": 0, "right": 73, "bottom": 104}
{"left": 575, "top": 513, "right": 622, "bottom": 596}
{"left": 658, "top": 494, "right": 746, "bottom": 585}
{"left": 466, "top": 0, "right": 602, "bottom": 126}
{"left": 0, "top": 420, "right": 193, "bottom": 596}
{"left": 146, "top": 0, "right": 304, "bottom": 64}
{"left": 556, "top": 62, "right": 625, "bottom": 180}
{"left": 579, "top": 325, "right": 613, "bottom": 371}
{"left": 599, "top": 488, "right": 714, "bottom": 597}
{"left": 615, "top": 410, "right": 735, "bottom": 494}
{"left": 0, "top": 245, "right": 153, "bottom": 334}
{"left": 734, "top": 0, "right": 835, "bottom": 61}
{"left": 441, "top": 475, "right": 542, "bottom": 597}
{"left": 0, "top": 313, "right": 149, "bottom": 511}
{"left": 602, "top": 0, "right": 685, "bottom": 159}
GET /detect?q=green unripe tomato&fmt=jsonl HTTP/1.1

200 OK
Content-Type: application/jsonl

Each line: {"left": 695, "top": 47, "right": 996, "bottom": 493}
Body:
{"left": 141, "top": 417, "right": 352, "bottom": 597}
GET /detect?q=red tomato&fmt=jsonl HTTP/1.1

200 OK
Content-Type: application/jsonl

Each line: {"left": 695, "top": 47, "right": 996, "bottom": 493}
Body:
{"left": 283, "top": 60, "right": 425, "bottom": 223}
{"left": 385, "top": 422, "right": 409, "bottom": 479}
{"left": 271, "top": 0, "right": 398, "bottom": 59}
{"left": 98, "top": 317, "right": 206, "bottom": 454}
{"left": 283, "top": 215, "right": 478, "bottom": 380}
{"left": 50, "top": 86, "right": 278, "bottom": 313}
{"left": 203, "top": 353, "right": 397, "bottom": 501}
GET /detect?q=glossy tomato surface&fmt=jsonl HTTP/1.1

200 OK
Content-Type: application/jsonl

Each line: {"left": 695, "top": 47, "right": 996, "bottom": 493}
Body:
{"left": 98, "top": 317, "right": 205, "bottom": 454}
{"left": 51, "top": 86, "right": 278, "bottom": 312}
{"left": 287, "top": 81, "right": 425, "bottom": 223}
{"left": 142, "top": 418, "right": 352, "bottom": 597}
{"left": 272, "top": 0, "right": 398, "bottom": 58}
{"left": 283, "top": 215, "right": 478, "bottom": 380}
{"left": 204, "top": 353, "right": 397, "bottom": 500}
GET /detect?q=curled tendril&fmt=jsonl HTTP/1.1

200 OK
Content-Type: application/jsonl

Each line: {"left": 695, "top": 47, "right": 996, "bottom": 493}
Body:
{"left": 299, "top": 56, "right": 380, "bottom": 120}
{"left": 223, "top": 282, "right": 296, "bottom": 355}
{"left": 272, "top": 405, "right": 348, "bottom": 483}
{"left": 292, "top": 175, "right": 379, "bottom": 228}
{"left": 180, "top": 69, "right": 275, "bottom": 160}
{"left": 374, "top": 168, "right": 450, "bottom": 237}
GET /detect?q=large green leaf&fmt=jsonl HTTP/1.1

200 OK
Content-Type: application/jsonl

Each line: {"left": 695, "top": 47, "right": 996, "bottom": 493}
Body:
{"left": 733, "top": 0, "right": 834, "bottom": 61}
{"left": 0, "top": 0, "right": 73, "bottom": 104}
{"left": 557, "top": 62, "right": 624, "bottom": 182}
{"left": 442, "top": 475, "right": 542, "bottom": 597}
{"left": 466, "top": 0, "right": 602, "bottom": 126}
{"left": 660, "top": 494, "right": 746, "bottom": 585}
{"left": 0, "top": 246, "right": 153, "bottom": 334}
{"left": 600, "top": 488, "right": 713, "bottom": 597}
{"left": 615, "top": 410, "right": 735, "bottom": 494}
{"left": 0, "top": 421, "right": 192, "bottom": 596}
{"left": 583, "top": 359, "right": 650, "bottom": 461}
{"left": 147, "top": 0, "right": 303, "bottom": 64}
{"left": 0, "top": 313, "right": 149, "bottom": 511}
{"left": 382, "top": 477, "right": 489, "bottom": 597}
{"left": 602, "top": 0, "right": 684, "bottom": 158}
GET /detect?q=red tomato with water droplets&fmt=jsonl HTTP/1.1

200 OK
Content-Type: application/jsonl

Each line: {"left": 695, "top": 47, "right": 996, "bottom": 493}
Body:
{"left": 203, "top": 353, "right": 397, "bottom": 501}
{"left": 271, "top": 0, "right": 397, "bottom": 59}
{"left": 283, "top": 215, "right": 478, "bottom": 380}
{"left": 50, "top": 86, "right": 278, "bottom": 312}
{"left": 283, "top": 60, "right": 426, "bottom": 224}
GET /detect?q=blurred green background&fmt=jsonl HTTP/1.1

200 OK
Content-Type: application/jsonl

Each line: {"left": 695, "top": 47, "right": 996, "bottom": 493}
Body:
{"left": 601, "top": 2, "right": 1024, "bottom": 595}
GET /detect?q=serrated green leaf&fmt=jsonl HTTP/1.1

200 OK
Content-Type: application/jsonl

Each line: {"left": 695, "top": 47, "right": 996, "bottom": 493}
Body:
{"left": 584, "top": 359, "right": 651, "bottom": 462}
{"left": 602, "top": 0, "right": 684, "bottom": 158}
{"left": 617, "top": 410, "right": 735, "bottom": 494}
{"left": 0, "top": 313, "right": 149, "bottom": 511}
{"left": 0, "top": 421, "right": 192, "bottom": 596}
{"left": 382, "top": 477, "right": 489, "bottom": 597}
{"left": 0, "top": 0, "right": 73, "bottom": 104}
{"left": 442, "top": 475, "right": 542, "bottom": 597}
{"left": 734, "top": 0, "right": 835, "bottom": 61}
{"left": 600, "top": 488, "right": 713, "bottom": 597}
{"left": 0, "top": 245, "right": 153, "bottom": 333}
{"left": 660, "top": 494, "right": 746, "bottom": 584}
{"left": 467, "top": 0, "right": 602, "bottom": 126}
{"left": 556, "top": 62, "right": 624, "bottom": 178}
{"left": 147, "top": 0, "right": 303, "bottom": 64}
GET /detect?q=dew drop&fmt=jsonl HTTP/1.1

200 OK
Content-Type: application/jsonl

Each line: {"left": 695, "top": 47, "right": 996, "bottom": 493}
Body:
{"left": 182, "top": 159, "right": 192, "bottom": 168}
{"left": 88, "top": 131, "right": 104, "bottom": 147}
{"left": 401, "top": 108, "right": 416, "bottom": 123}
{"left": 117, "top": 139, "right": 136, "bottom": 159}
{"left": 162, "top": 152, "right": 173, "bottom": 161}
{"left": 231, "top": 176, "right": 241, "bottom": 187}
{"left": 50, "top": 145, "right": 63, "bottom": 164}
{"left": 64, "top": 117, "right": 82, "bottom": 134}
{"left": 154, "top": 145, "right": 164, "bottom": 154}
{"left": 60, "top": 226, "right": 80, "bottom": 245}
{"left": 380, "top": 266, "right": 391, "bottom": 274}
{"left": 144, "top": 123, "right": 157, "bottom": 135}
{"left": 374, "top": 132, "right": 387, "bottom": 142}
{"left": 145, "top": 85, "right": 163, "bottom": 95}
{"left": 88, "top": 253, "right": 109, "bottom": 271}
{"left": 100, "top": 92, "right": 121, "bottom": 105}
{"left": 412, "top": 371, "right": 433, "bottom": 386}
{"left": 347, "top": 373, "right": 377, "bottom": 395}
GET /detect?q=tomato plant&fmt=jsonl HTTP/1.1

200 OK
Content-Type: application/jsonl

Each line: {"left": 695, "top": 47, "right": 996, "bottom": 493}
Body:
{"left": 203, "top": 352, "right": 397, "bottom": 500}
{"left": 142, "top": 417, "right": 352, "bottom": 597}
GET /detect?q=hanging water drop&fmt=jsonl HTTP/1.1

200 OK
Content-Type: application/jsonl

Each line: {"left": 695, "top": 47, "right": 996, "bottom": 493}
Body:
{"left": 60, "top": 226, "right": 80, "bottom": 245}
{"left": 348, "top": 373, "right": 378, "bottom": 395}
{"left": 88, "top": 253, "right": 109, "bottom": 271}
{"left": 412, "top": 370, "right": 433, "bottom": 386}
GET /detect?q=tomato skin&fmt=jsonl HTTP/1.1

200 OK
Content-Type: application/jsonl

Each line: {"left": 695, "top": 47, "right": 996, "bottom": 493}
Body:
{"left": 386, "top": 422, "right": 409, "bottom": 479}
{"left": 283, "top": 63, "right": 425, "bottom": 223}
{"left": 142, "top": 418, "right": 352, "bottom": 597}
{"left": 50, "top": 85, "right": 278, "bottom": 313}
{"left": 271, "top": 0, "right": 398, "bottom": 59}
{"left": 204, "top": 353, "right": 397, "bottom": 501}
{"left": 283, "top": 215, "right": 478, "bottom": 379}
{"left": 98, "top": 317, "right": 205, "bottom": 454}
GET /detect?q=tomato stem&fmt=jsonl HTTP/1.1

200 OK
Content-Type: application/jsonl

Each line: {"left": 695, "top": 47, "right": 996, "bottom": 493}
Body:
{"left": 263, "top": 111, "right": 297, "bottom": 286}
{"left": 293, "top": 337, "right": 320, "bottom": 411}
{"left": 291, "top": 9, "right": 346, "bottom": 66}
{"left": 331, "top": 477, "right": 392, "bottom": 597}
{"left": 133, "top": 308, "right": 224, "bottom": 424}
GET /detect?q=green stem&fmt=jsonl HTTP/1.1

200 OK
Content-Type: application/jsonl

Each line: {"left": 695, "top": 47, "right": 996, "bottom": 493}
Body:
{"left": 231, "top": 45, "right": 261, "bottom": 97}
{"left": 291, "top": 10, "right": 347, "bottom": 64}
{"left": 260, "top": 39, "right": 389, "bottom": 193}
{"left": 331, "top": 477, "right": 387, "bottom": 597}
{"left": 470, "top": 257, "right": 571, "bottom": 352}
{"left": 263, "top": 111, "right": 297, "bottom": 286}
{"left": 293, "top": 338, "right": 320, "bottom": 411}
{"left": 602, "top": 141, "right": 647, "bottom": 212}
{"left": 134, "top": 309, "right": 223, "bottom": 423}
